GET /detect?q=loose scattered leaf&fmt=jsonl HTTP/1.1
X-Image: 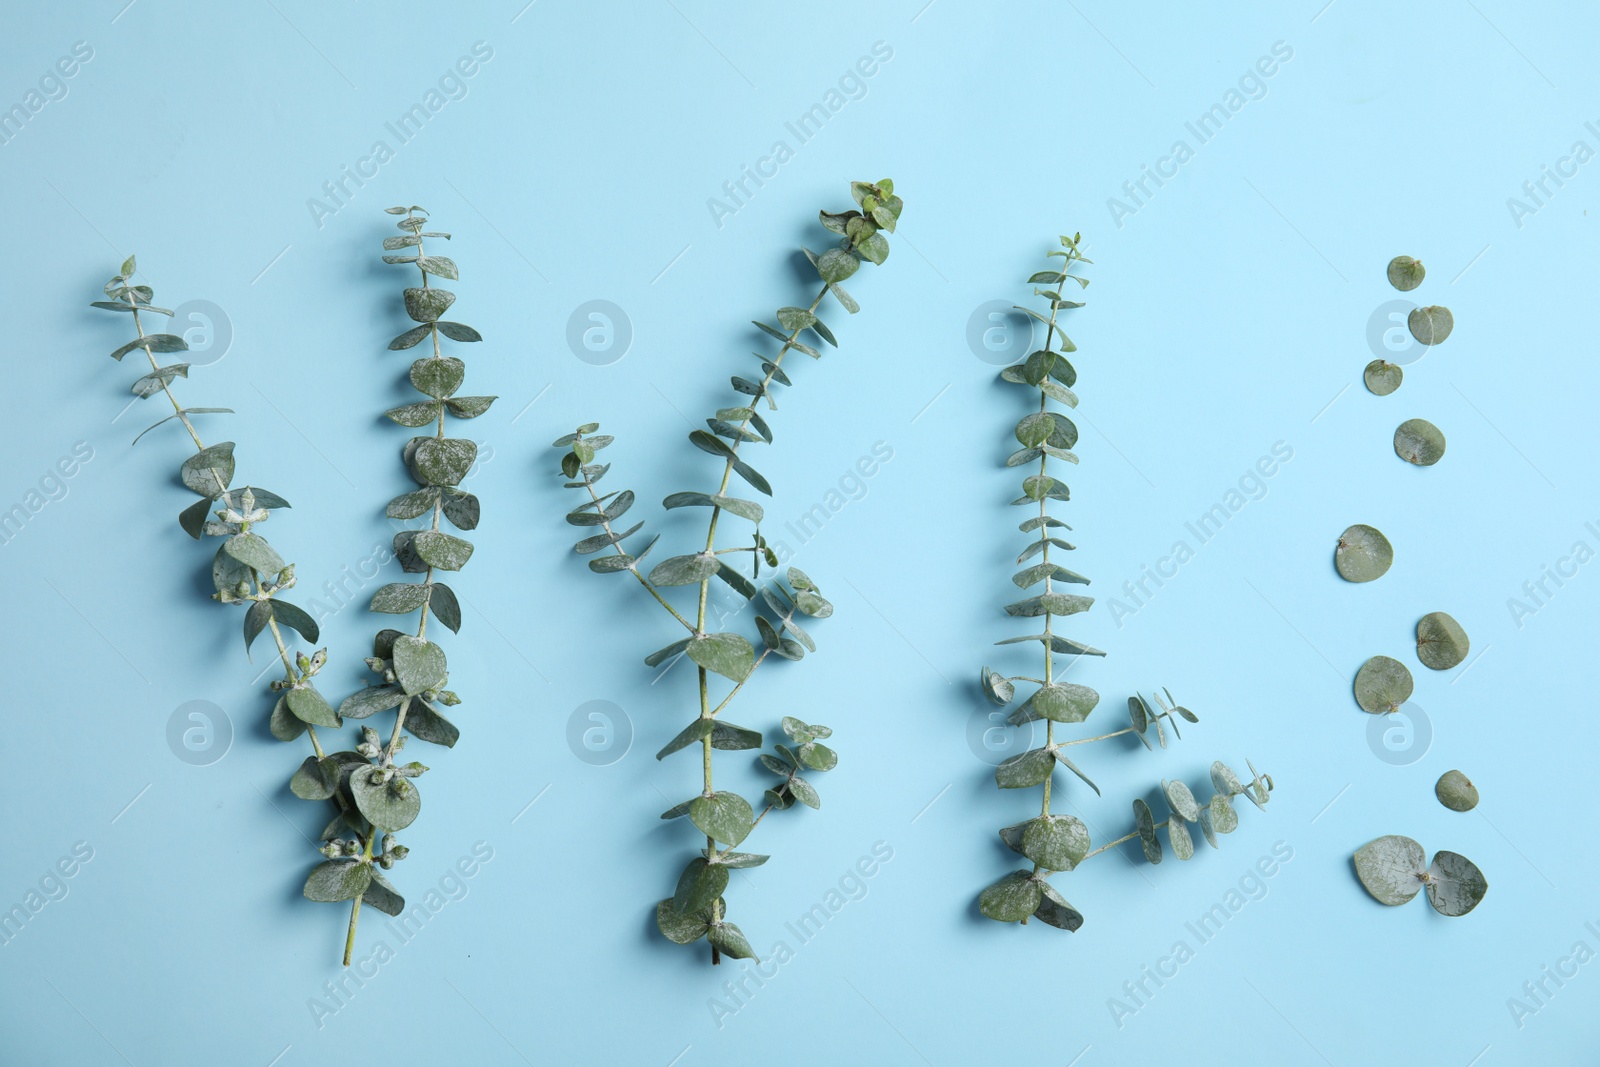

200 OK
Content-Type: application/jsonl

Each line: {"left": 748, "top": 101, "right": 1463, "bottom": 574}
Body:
{"left": 1354, "top": 655, "right": 1413, "bottom": 714}
{"left": 1435, "top": 770, "right": 1479, "bottom": 813}
{"left": 1393, "top": 418, "right": 1446, "bottom": 466}
{"left": 1353, "top": 834, "right": 1427, "bottom": 906}
{"left": 1415, "top": 611, "right": 1469, "bottom": 670}
{"left": 1335, "top": 523, "right": 1393, "bottom": 583}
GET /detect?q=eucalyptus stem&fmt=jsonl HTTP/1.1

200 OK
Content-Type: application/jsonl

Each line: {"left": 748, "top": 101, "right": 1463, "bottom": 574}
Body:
{"left": 553, "top": 179, "right": 904, "bottom": 964}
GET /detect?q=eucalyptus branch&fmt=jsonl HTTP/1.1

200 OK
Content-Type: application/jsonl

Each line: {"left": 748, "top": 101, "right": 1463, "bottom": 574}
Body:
{"left": 979, "top": 760, "right": 1276, "bottom": 928}
{"left": 93, "top": 256, "right": 354, "bottom": 948}
{"left": 973, "top": 238, "right": 1280, "bottom": 930}
{"left": 552, "top": 178, "right": 905, "bottom": 964}
{"left": 297, "top": 206, "right": 495, "bottom": 965}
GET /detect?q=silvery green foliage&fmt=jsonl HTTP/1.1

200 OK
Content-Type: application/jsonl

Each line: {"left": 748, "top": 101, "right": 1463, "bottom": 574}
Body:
{"left": 96, "top": 258, "right": 370, "bottom": 946}
{"left": 311, "top": 206, "right": 493, "bottom": 963}
{"left": 978, "top": 759, "right": 1273, "bottom": 928}
{"left": 552, "top": 180, "right": 901, "bottom": 963}
{"left": 1353, "top": 834, "right": 1487, "bottom": 916}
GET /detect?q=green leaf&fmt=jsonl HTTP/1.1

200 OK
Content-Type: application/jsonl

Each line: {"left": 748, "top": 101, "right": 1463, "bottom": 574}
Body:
{"left": 429, "top": 583, "right": 461, "bottom": 634}
{"left": 349, "top": 765, "right": 421, "bottom": 831}
{"left": 1416, "top": 611, "right": 1469, "bottom": 670}
{"left": 815, "top": 248, "right": 859, "bottom": 284}
{"left": 1407, "top": 305, "right": 1453, "bottom": 345}
{"left": 390, "top": 325, "right": 432, "bottom": 350}
{"left": 417, "top": 255, "right": 459, "bottom": 280}
{"left": 1209, "top": 793, "right": 1240, "bottom": 833}
{"left": 243, "top": 600, "right": 271, "bottom": 654}
{"left": 1163, "top": 779, "right": 1201, "bottom": 821}
{"left": 786, "top": 775, "right": 820, "bottom": 808}
{"left": 412, "top": 530, "right": 474, "bottom": 571}
{"left": 1021, "top": 814, "right": 1090, "bottom": 872}
{"left": 662, "top": 492, "right": 764, "bottom": 523}
{"left": 1354, "top": 655, "right": 1414, "bottom": 714}
{"left": 1134, "top": 798, "right": 1162, "bottom": 864}
{"left": 774, "top": 307, "right": 817, "bottom": 335}
{"left": 178, "top": 497, "right": 211, "bottom": 540}
{"left": 686, "top": 632, "right": 755, "bottom": 682}
{"left": 645, "top": 637, "right": 691, "bottom": 668}
{"left": 797, "top": 741, "right": 837, "bottom": 771}
{"left": 404, "top": 287, "right": 456, "bottom": 322}
{"left": 1032, "top": 880, "right": 1084, "bottom": 931}
{"left": 1394, "top": 418, "right": 1446, "bottom": 467}
{"left": 223, "top": 533, "right": 285, "bottom": 575}
{"left": 272, "top": 600, "right": 319, "bottom": 644}
{"left": 1050, "top": 748, "right": 1100, "bottom": 794}
{"left": 446, "top": 395, "right": 496, "bottom": 418}
{"left": 1426, "top": 851, "right": 1488, "bottom": 916}
{"left": 1015, "top": 412, "right": 1055, "bottom": 448}
{"left": 131, "top": 363, "right": 190, "bottom": 397}
{"left": 1364, "top": 359, "right": 1402, "bottom": 396}
{"left": 1353, "top": 835, "right": 1427, "bottom": 906}
{"left": 1335, "top": 524, "right": 1393, "bottom": 583}
{"left": 441, "top": 490, "right": 480, "bottom": 531}
{"left": 286, "top": 685, "right": 340, "bottom": 728}
{"left": 370, "top": 582, "right": 430, "bottom": 614}
{"left": 393, "top": 635, "right": 447, "bottom": 695}
{"left": 1386, "top": 255, "right": 1425, "bottom": 292}
{"left": 673, "top": 858, "right": 728, "bottom": 914}
{"left": 388, "top": 487, "right": 440, "bottom": 520}
{"left": 689, "top": 791, "right": 754, "bottom": 846}
{"left": 995, "top": 747, "right": 1054, "bottom": 789}
{"left": 410, "top": 437, "right": 478, "bottom": 486}
{"left": 404, "top": 700, "right": 459, "bottom": 748}
{"left": 1169, "top": 812, "right": 1196, "bottom": 860}
{"left": 180, "top": 442, "right": 236, "bottom": 498}
{"left": 386, "top": 401, "right": 441, "bottom": 428}
{"left": 980, "top": 666, "right": 1014, "bottom": 706}
{"left": 436, "top": 321, "right": 482, "bottom": 342}
{"left": 303, "top": 860, "right": 371, "bottom": 903}
{"left": 1012, "top": 562, "right": 1091, "bottom": 589}
{"left": 269, "top": 696, "right": 305, "bottom": 741}
{"left": 656, "top": 898, "right": 714, "bottom": 944}
{"left": 1435, "top": 769, "right": 1479, "bottom": 812}
{"left": 363, "top": 871, "right": 405, "bottom": 916}
{"left": 711, "top": 851, "right": 769, "bottom": 869}
{"left": 1031, "top": 683, "right": 1098, "bottom": 723}
{"left": 657, "top": 720, "right": 714, "bottom": 759}
{"left": 339, "top": 684, "right": 404, "bottom": 720}
{"left": 1210, "top": 761, "right": 1244, "bottom": 797}
{"left": 978, "top": 871, "right": 1042, "bottom": 923}
{"left": 708, "top": 922, "right": 758, "bottom": 961}
{"left": 410, "top": 356, "right": 465, "bottom": 399}
{"left": 290, "top": 755, "right": 339, "bottom": 800}
{"left": 648, "top": 553, "right": 719, "bottom": 587}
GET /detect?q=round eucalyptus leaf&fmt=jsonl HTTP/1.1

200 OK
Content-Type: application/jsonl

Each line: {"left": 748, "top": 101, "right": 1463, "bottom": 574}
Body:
{"left": 1168, "top": 812, "right": 1195, "bottom": 860}
{"left": 980, "top": 666, "right": 1015, "bottom": 706}
{"left": 673, "top": 859, "right": 729, "bottom": 915}
{"left": 350, "top": 766, "right": 421, "bottom": 831}
{"left": 1032, "top": 880, "right": 1084, "bottom": 932}
{"left": 1354, "top": 655, "right": 1414, "bottom": 714}
{"left": 708, "top": 921, "right": 757, "bottom": 961}
{"left": 1032, "top": 683, "right": 1098, "bottom": 723}
{"left": 1127, "top": 695, "right": 1148, "bottom": 735}
{"left": 1162, "top": 778, "right": 1201, "bottom": 822}
{"left": 1407, "top": 305, "right": 1453, "bottom": 345}
{"left": 978, "top": 870, "right": 1043, "bottom": 923}
{"left": 1133, "top": 798, "right": 1161, "bottom": 864}
{"left": 1386, "top": 256, "right": 1425, "bottom": 291}
{"left": 1364, "top": 359, "right": 1402, "bottom": 396}
{"left": 656, "top": 897, "right": 717, "bottom": 944}
{"left": 1335, "top": 524, "right": 1393, "bottom": 583}
{"left": 1209, "top": 792, "right": 1239, "bottom": 834}
{"left": 303, "top": 860, "right": 372, "bottom": 903}
{"left": 689, "top": 791, "right": 754, "bottom": 847}
{"left": 1015, "top": 412, "right": 1055, "bottom": 448}
{"left": 1021, "top": 814, "right": 1090, "bottom": 872}
{"left": 1353, "top": 834, "right": 1427, "bottom": 906}
{"left": 1435, "top": 769, "right": 1480, "bottom": 812}
{"left": 1416, "top": 611, "right": 1469, "bottom": 670}
{"left": 1210, "top": 760, "right": 1243, "bottom": 797}
{"left": 1394, "top": 418, "right": 1446, "bottom": 466}
{"left": 1197, "top": 808, "right": 1220, "bottom": 849}
{"left": 1425, "top": 850, "right": 1488, "bottom": 917}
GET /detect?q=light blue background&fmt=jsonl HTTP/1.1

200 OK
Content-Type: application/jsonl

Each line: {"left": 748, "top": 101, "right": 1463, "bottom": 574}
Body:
{"left": 2, "top": 1, "right": 1596, "bottom": 1063}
